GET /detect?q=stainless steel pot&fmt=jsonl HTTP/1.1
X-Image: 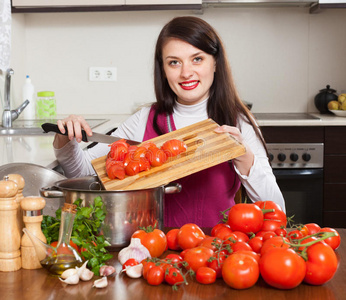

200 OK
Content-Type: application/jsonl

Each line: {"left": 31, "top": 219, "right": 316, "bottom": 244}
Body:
{"left": 40, "top": 176, "right": 181, "bottom": 249}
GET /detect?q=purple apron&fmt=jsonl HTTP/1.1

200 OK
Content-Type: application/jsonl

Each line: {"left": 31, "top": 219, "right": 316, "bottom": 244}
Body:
{"left": 143, "top": 106, "right": 240, "bottom": 228}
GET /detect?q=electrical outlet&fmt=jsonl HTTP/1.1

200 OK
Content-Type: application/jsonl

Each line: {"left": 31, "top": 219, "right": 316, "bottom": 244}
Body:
{"left": 89, "top": 67, "right": 117, "bottom": 82}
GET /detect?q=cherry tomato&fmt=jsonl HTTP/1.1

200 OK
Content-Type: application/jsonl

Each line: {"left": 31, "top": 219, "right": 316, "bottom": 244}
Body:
{"left": 211, "top": 223, "right": 231, "bottom": 237}
{"left": 198, "top": 236, "right": 223, "bottom": 252}
{"left": 247, "top": 236, "right": 263, "bottom": 254}
{"left": 224, "top": 231, "right": 249, "bottom": 243}
{"left": 262, "top": 231, "right": 277, "bottom": 241}
{"left": 287, "top": 229, "right": 304, "bottom": 241}
{"left": 177, "top": 223, "right": 206, "bottom": 250}
{"left": 304, "top": 223, "right": 321, "bottom": 235}
{"left": 222, "top": 252, "right": 259, "bottom": 289}
{"left": 207, "top": 252, "right": 228, "bottom": 278}
{"left": 260, "top": 248, "right": 306, "bottom": 289}
{"left": 227, "top": 203, "right": 264, "bottom": 234}
{"left": 166, "top": 228, "right": 181, "bottom": 251}
{"left": 122, "top": 258, "right": 139, "bottom": 270}
{"left": 230, "top": 241, "right": 253, "bottom": 253}
{"left": 274, "top": 227, "right": 287, "bottom": 237}
{"left": 50, "top": 241, "right": 79, "bottom": 255}
{"left": 138, "top": 157, "right": 151, "bottom": 172}
{"left": 142, "top": 261, "right": 156, "bottom": 280}
{"left": 183, "top": 246, "right": 214, "bottom": 272}
{"left": 146, "top": 266, "right": 165, "bottom": 286}
{"left": 319, "top": 227, "right": 341, "bottom": 250}
{"left": 145, "top": 147, "right": 167, "bottom": 167}
{"left": 214, "top": 226, "right": 233, "bottom": 240}
{"left": 165, "top": 267, "right": 185, "bottom": 286}
{"left": 196, "top": 267, "right": 217, "bottom": 285}
{"left": 161, "top": 139, "right": 187, "bottom": 157}
{"left": 132, "top": 227, "right": 167, "bottom": 257}
{"left": 164, "top": 254, "right": 183, "bottom": 268}
{"left": 304, "top": 241, "right": 338, "bottom": 285}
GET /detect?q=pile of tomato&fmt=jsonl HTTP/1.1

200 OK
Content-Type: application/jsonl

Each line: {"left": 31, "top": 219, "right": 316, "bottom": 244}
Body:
{"left": 121, "top": 201, "right": 341, "bottom": 290}
{"left": 106, "top": 139, "right": 187, "bottom": 180}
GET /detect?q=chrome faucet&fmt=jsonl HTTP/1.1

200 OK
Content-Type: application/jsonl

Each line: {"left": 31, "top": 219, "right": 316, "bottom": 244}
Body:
{"left": 2, "top": 68, "right": 29, "bottom": 128}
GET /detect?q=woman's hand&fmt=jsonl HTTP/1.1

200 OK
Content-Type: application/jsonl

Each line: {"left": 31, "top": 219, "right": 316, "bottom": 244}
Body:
{"left": 214, "top": 125, "right": 254, "bottom": 176}
{"left": 53, "top": 115, "right": 92, "bottom": 149}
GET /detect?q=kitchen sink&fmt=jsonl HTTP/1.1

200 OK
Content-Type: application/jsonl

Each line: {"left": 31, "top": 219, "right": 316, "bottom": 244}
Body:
{"left": 0, "top": 118, "right": 109, "bottom": 136}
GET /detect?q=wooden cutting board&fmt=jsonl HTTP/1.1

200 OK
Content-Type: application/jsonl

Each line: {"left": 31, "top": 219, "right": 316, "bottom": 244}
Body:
{"left": 91, "top": 119, "right": 246, "bottom": 191}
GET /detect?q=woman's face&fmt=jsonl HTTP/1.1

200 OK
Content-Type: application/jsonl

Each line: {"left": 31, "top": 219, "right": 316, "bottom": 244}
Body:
{"left": 162, "top": 38, "right": 216, "bottom": 106}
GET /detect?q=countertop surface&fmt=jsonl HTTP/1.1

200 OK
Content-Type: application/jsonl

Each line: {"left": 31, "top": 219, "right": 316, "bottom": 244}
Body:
{"left": 0, "top": 228, "right": 345, "bottom": 300}
{"left": 1, "top": 112, "right": 346, "bottom": 168}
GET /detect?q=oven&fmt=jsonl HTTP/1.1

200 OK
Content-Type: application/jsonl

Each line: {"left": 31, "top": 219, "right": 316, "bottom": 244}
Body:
{"left": 267, "top": 143, "right": 324, "bottom": 226}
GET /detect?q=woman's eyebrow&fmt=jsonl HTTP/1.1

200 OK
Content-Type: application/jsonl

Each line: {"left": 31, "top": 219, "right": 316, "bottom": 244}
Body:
{"left": 164, "top": 51, "right": 204, "bottom": 61}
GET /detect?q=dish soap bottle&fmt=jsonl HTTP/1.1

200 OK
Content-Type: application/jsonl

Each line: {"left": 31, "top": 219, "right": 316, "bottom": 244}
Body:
{"left": 22, "top": 75, "right": 35, "bottom": 119}
{"left": 23, "top": 203, "right": 83, "bottom": 276}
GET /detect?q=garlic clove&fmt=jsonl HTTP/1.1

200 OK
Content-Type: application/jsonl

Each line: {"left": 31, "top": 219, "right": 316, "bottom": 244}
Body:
{"left": 125, "top": 263, "right": 143, "bottom": 279}
{"left": 80, "top": 268, "right": 94, "bottom": 281}
{"left": 76, "top": 260, "right": 89, "bottom": 277}
{"left": 93, "top": 277, "right": 108, "bottom": 288}
{"left": 60, "top": 268, "right": 78, "bottom": 280}
{"left": 99, "top": 265, "right": 116, "bottom": 277}
{"left": 59, "top": 273, "right": 80, "bottom": 285}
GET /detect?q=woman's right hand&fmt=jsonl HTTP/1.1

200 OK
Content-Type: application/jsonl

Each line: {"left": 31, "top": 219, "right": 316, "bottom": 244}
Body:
{"left": 53, "top": 115, "right": 92, "bottom": 148}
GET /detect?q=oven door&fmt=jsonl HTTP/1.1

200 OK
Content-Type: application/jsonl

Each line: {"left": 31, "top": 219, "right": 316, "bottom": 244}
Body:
{"left": 273, "top": 168, "right": 323, "bottom": 226}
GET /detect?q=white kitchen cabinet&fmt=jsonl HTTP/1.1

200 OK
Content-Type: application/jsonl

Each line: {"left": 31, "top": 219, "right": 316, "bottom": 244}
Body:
{"left": 12, "top": 0, "right": 124, "bottom": 7}
{"left": 126, "top": 0, "right": 201, "bottom": 4}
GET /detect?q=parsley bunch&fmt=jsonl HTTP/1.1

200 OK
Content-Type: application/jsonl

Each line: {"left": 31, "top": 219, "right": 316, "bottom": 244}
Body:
{"left": 42, "top": 196, "right": 113, "bottom": 275}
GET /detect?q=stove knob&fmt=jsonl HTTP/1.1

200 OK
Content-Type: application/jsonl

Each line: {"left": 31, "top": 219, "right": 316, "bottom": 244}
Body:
{"left": 290, "top": 153, "right": 299, "bottom": 162}
{"left": 302, "top": 153, "right": 311, "bottom": 162}
{"left": 269, "top": 153, "right": 274, "bottom": 162}
{"left": 278, "top": 153, "right": 286, "bottom": 162}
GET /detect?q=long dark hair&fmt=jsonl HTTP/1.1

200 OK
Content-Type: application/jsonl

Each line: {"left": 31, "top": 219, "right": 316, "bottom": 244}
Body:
{"left": 153, "top": 16, "right": 266, "bottom": 149}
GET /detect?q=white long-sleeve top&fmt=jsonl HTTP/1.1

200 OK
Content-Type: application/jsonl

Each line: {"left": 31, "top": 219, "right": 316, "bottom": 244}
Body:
{"left": 54, "top": 98, "right": 285, "bottom": 211}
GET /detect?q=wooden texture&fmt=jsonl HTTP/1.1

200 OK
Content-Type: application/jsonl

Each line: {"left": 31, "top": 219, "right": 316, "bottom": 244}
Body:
{"left": 92, "top": 119, "right": 246, "bottom": 191}
{"left": 0, "top": 228, "right": 345, "bottom": 300}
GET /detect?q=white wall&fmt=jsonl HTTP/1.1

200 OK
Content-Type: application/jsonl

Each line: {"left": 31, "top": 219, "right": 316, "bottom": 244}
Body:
{"left": 8, "top": 7, "right": 346, "bottom": 115}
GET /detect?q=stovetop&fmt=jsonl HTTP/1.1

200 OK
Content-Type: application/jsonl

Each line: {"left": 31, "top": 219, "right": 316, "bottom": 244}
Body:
{"left": 253, "top": 113, "right": 320, "bottom": 121}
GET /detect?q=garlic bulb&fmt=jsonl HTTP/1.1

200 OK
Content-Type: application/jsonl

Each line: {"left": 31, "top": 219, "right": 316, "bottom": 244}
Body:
{"left": 93, "top": 277, "right": 108, "bottom": 288}
{"left": 118, "top": 238, "right": 151, "bottom": 265}
{"left": 99, "top": 265, "right": 116, "bottom": 277}
{"left": 125, "top": 263, "right": 143, "bottom": 279}
{"left": 59, "top": 273, "right": 80, "bottom": 285}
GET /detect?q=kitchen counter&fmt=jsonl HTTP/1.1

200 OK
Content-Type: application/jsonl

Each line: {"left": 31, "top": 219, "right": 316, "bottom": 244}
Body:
{"left": 0, "top": 228, "right": 345, "bottom": 300}
{"left": 1, "top": 112, "right": 346, "bottom": 169}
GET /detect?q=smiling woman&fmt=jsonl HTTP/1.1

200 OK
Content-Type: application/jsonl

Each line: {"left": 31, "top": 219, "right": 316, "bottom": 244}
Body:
{"left": 53, "top": 16, "right": 285, "bottom": 228}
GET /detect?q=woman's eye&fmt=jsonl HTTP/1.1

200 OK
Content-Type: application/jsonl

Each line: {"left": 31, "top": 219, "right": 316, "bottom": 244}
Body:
{"left": 169, "top": 60, "right": 180, "bottom": 66}
{"left": 194, "top": 57, "right": 203, "bottom": 63}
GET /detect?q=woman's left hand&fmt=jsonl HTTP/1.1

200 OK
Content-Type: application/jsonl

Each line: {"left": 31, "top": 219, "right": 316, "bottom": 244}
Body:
{"left": 214, "top": 125, "right": 254, "bottom": 176}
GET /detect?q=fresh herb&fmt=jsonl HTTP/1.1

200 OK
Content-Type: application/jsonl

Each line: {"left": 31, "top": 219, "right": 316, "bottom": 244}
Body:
{"left": 41, "top": 196, "right": 113, "bottom": 275}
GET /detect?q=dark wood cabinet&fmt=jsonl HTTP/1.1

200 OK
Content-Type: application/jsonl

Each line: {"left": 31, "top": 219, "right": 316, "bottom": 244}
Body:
{"left": 324, "top": 126, "right": 346, "bottom": 228}
{"left": 260, "top": 125, "right": 346, "bottom": 228}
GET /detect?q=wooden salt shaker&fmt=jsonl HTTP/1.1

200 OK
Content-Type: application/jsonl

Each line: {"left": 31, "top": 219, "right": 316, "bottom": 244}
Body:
{"left": 7, "top": 174, "right": 25, "bottom": 239}
{"left": 21, "top": 196, "right": 46, "bottom": 269}
{"left": 0, "top": 176, "right": 21, "bottom": 272}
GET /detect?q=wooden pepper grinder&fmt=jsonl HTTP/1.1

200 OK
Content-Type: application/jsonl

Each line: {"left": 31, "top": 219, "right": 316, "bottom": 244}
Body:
{"left": 7, "top": 174, "right": 25, "bottom": 239}
{"left": 0, "top": 176, "right": 21, "bottom": 272}
{"left": 21, "top": 196, "right": 46, "bottom": 269}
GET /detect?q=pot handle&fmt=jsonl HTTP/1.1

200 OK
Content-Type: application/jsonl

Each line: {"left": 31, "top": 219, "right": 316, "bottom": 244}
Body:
{"left": 164, "top": 182, "right": 182, "bottom": 194}
{"left": 40, "top": 186, "right": 64, "bottom": 198}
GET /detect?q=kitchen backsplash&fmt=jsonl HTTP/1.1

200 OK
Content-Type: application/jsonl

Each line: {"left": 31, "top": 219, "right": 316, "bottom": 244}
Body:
{"left": 8, "top": 7, "right": 346, "bottom": 116}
